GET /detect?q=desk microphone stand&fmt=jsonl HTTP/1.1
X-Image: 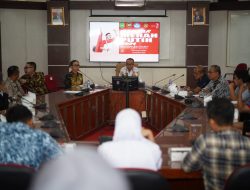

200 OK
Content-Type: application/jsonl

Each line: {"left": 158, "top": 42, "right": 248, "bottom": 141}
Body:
{"left": 123, "top": 76, "right": 130, "bottom": 108}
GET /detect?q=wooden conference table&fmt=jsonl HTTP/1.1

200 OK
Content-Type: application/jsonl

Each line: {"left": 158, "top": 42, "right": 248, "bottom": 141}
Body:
{"left": 38, "top": 87, "right": 205, "bottom": 190}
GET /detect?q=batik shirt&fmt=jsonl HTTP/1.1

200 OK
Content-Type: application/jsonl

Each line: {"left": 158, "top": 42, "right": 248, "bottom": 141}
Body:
{"left": 0, "top": 122, "right": 62, "bottom": 170}
{"left": 64, "top": 72, "right": 83, "bottom": 89}
{"left": 5, "top": 77, "right": 25, "bottom": 99}
{"left": 21, "top": 72, "right": 48, "bottom": 95}
{"left": 182, "top": 130, "right": 250, "bottom": 190}
{"left": 203, "top": 76, "right": 230, "bottom": 98}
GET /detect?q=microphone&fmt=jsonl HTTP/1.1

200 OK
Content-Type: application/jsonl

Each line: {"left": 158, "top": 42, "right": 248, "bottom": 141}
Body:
{"left": 152, "top": 74, "right": 176, "bottom": 91}
{"left": 78, "top": 70, "right": 95, "bottom": 89}
{"left": 171, "top": 74, "right": 185, "bottom": 83}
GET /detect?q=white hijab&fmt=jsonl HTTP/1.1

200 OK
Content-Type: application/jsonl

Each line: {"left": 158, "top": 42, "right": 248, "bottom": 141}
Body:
{"left": 30, "top": 147, "right": 129, "bottom": 190}
{"left": 113, "top": 108, "right": 144, "bottom": 142}
{"left": 98, "top": 108, "right": 162, "bottom": 171}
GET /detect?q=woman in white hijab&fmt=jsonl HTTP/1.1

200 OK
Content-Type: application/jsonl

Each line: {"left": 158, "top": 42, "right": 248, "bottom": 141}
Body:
{"left": 30, "top": 147, "right": 129, "bottom": 190}
{"left": 98, "top": 108, "right": 162, "bottom": 171}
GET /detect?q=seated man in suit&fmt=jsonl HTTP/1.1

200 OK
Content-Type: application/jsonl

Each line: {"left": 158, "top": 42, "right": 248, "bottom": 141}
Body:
{"left": 119, "top": 58, "right": 139, "bottom": 77}
{"left": 20, "top": 62, "right": 48, "bottom": 95}
{"left": 64, "top": 60, "right": 83, "bottom": 89}
{"left": 182, "top": 98, "right": 250, "bottom": 190}
{"left": 201, "top": 65, "right": 230, "bottom": 98}
{"left": 0, "top": 105, "right": 62, "bottom": 170}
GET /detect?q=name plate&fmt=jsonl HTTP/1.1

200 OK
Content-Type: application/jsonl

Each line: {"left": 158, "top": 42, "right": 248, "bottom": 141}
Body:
{"left": 168, "top": 147, "right": 191, "bottom": 161}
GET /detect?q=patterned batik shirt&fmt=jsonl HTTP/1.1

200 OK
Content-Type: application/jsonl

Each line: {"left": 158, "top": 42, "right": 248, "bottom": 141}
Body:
{"left": 64, "top": 72, "right": 83, "bottom": 89}
{"left": 0, "top": 122, "right": 62, "bottom": 170}
{"left": 5, "top": 77, "right": 25, "bottom": 99}
{"left": 182, "top": 130, "right": 250, "bottom": 190}
{"left": 203, "top": 76, "right": 230, "bottom": 98}
{"left": 21, "top": 72, "right": 48, "bottom": 95}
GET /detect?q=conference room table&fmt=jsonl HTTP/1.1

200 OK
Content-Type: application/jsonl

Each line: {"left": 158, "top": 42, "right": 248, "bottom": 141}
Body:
{"left": 36, "top": 86, "right": 206, "bottom": 190}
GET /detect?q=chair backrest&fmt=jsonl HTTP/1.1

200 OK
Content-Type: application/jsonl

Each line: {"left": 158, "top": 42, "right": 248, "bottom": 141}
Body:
{"left": 115, "top": 63, "right": 139, "bottom": 76}
{"left": 45, "top": 74, "right": 60, "bottom": 92}
{"left": 242, "top": 120, "right": 250, "bottom": 137}
{"left": 224, "top": 164, "right": 250, "bottom": 190}
{"left": 0, "top": 164, "right": 35, "bottom": 190}
{"left": 121, "top": 168, "right": 171, "bottom": 190}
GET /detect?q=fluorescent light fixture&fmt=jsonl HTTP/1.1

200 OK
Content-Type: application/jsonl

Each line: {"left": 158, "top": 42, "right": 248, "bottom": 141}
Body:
{"left": 115, "top": 0, "right": 146, "bottom": 7}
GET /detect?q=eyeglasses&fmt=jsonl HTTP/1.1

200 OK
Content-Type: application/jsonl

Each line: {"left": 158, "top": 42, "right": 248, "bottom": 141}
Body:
{"left": 208, "top": 71, "right": 216, "bottom": 74}
{"left": 72, "top": 64, "right": 80, "bottom": 67}
{"left": 24, "top": 66, "right": 33, "bottom": 69}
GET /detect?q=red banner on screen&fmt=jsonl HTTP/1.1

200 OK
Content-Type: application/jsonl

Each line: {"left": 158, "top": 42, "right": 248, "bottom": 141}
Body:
{"left": 119, "top": 22, "right": 159, "bottom": 54}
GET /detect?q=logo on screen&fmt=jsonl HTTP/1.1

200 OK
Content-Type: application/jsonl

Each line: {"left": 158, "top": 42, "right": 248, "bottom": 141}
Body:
{"left": 134, "top": 23, "right": 141, "bottom": 28}
{"left": 127, "top": 23, "right": 132, "bottom": 28}
{"left": 119, "top": 22, "right": 125, "bottom": 28}
{"left": 143, "top": 23, "right": 148, "bottom": 28}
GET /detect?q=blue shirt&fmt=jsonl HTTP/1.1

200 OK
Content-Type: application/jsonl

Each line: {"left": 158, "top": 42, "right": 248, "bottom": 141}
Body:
{"left": 0, "top": 122, "right": 62, "bottom": 170}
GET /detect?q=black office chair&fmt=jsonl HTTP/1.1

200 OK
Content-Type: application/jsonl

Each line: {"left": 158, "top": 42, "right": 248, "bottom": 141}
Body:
{"left": 242, "top": 120, "right": 250, "bottom": 137}
{"left": 0, "top": 164, "right": 35, "bottom": 190}
{"left": 239, "top": 112, "right": 250, "bottom": 122}
{"left": 224, "top": 164, "right": 250, "bottom": 190}
{"left": 121, "top": 168, "right": 171, "bottom": 190}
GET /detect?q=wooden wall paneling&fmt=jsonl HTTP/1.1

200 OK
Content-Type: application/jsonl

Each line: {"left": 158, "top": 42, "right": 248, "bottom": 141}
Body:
{"left": 129, "top": 90, "right": 146, "bottom": 114}
{"left": 89, "top": 96, "right": 97, "bottom": 130}
{"left": 65, "top": 105, "right": 75, "bottom": 139}
{"left": 47, "top": 1, "right": 70, "bottom": 86}
{"left": 48, "top": 46, "right": 70, "bottom": 65}
{"left": 187, "top": 26, "right": 209, "bottom": 45}
{"left": 97, "top": 95, "right": 103, "bottom": 126}
{"left": 74, "top": 101, "right": 83, "bottom": 138}
{"left": 161, "top": 100, "right": 168, "bottom": 130}
{"left": 167, "top": 103, "right": 174, "bottom": 124}
{"left": 156, "top": 97, "right": 161, "bottom": 130}
{"left": 82, "top": 99, "right": 89, "bottom": 136}
{"left": 186, "top": 1, "right": 209, "bottom": 88}
{"left": 186, "top": 47, "right": 208, "bottom": 66}
{"left": 152, "top": 95, "right": 157, "bottom": 127}
{"left": 146, "top": 94, "right": 152, "bottom": 124}
{"left": 104, "top": 92, "right": 110, "bottom": 122}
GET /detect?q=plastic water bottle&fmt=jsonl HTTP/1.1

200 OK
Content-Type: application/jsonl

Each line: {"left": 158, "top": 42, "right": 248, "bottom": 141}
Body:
{"left": 87, "top": 80, "right": 90, "bottom": 89}
{"left": 168, "top": 79, "right": 172, "bottom": 86}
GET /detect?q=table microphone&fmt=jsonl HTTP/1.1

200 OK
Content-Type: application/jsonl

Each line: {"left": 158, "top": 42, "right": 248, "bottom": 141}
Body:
{"left": 78, "top": 70, "right": 95, "bottom": 89}
{"left": 171, "top": 74, "right": 185, "bottom": 83}
{"left": 152, "top": 74, "right": 176, "bottom": 91}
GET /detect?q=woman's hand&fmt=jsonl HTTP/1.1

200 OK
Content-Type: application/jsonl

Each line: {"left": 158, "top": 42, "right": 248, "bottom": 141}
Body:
{"left": 141, "top": 127, "right": 155, "bottom": 142}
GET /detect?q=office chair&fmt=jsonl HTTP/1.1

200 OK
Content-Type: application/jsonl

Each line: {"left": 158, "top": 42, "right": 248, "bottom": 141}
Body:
{"left": 45, "top": 74, "right": 60, "bottom": 92}
{"left": 121, "top": 168, "right": 171, "bottom": 190}
{"left": 0, "top": 164, "right": 35, "bottom": 190}
{"left": 242, "top": 119, "right": 250, "bottom": 138}
{"left": 224, "top": 164, "right": 250, "bottom": 190}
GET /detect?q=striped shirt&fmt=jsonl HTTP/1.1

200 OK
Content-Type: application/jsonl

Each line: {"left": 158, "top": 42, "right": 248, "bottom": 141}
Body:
{"left": 182, "top": 130, "right": 250, "bottom": 190}
{"left": 203, "top": 76, "right": 230, "bottom": 98}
